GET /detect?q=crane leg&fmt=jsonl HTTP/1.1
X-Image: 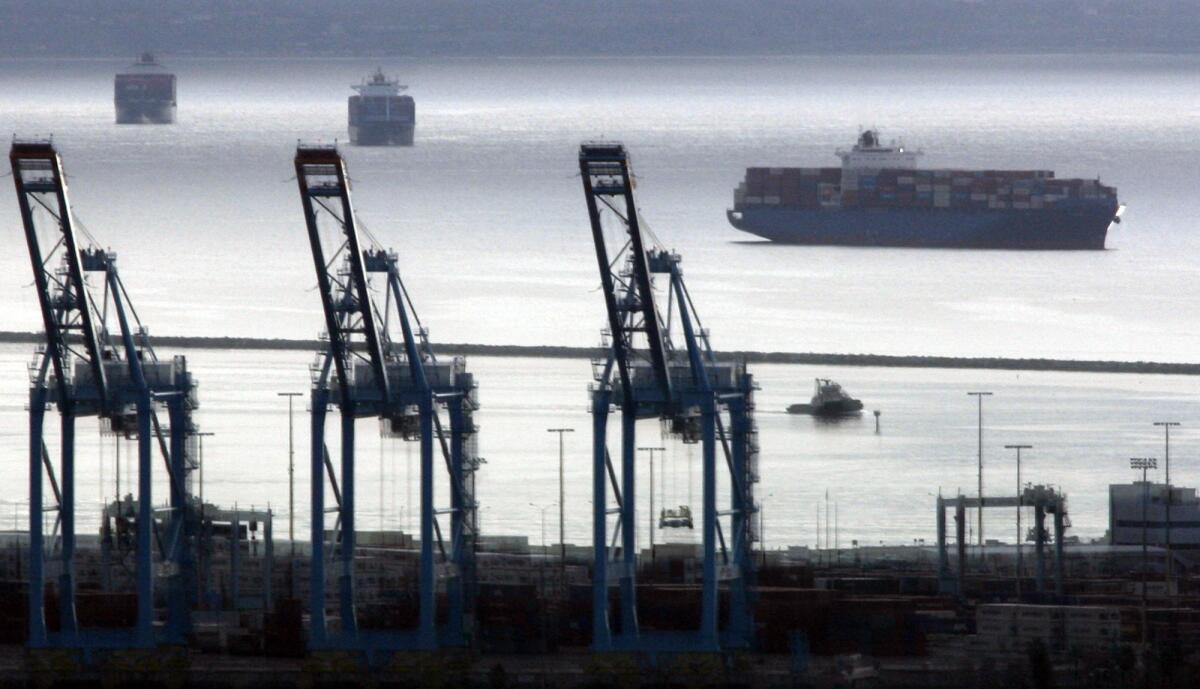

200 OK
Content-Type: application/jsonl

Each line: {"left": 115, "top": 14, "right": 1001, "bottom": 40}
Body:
{"left": 701, "top": 398, "right": 719, "bottom": 650}
{"left": 59, "top": 409, "right": 78, "bottom": 640}
{"left": 309, "top": 390, "right": 328, "bottom": 647}
{"left": 136, "top": 394, "right": 154, "bottom": 645}
{"left": 619, "top": 408, "right": 639, "bottom": 643}
{"left": 28, "top": 388, "right": 47, "bottom": 647}
{"left": 339, "top": 410, "right": 358, "bottom": 637}
{"left": 591, "top": 391, "right": 612, "bottom": 651}
{"left": 419, "top": 399, "right": 437, "bottom": 649}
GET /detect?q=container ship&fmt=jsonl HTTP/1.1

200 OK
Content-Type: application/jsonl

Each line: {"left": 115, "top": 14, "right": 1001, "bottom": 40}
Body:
{"left": 114, "top": 53, "right": 176, "bottom": 124}
{"left": 727, "top": 131, "right": 1122, "bottom": 249}
{"left": 348, "top": 68, "right": 415, "bottom": 146}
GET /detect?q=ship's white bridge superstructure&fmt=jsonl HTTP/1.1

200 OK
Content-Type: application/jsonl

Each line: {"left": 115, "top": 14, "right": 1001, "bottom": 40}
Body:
{"left": 837, "top": 129, "right": 922, "bottom": 171}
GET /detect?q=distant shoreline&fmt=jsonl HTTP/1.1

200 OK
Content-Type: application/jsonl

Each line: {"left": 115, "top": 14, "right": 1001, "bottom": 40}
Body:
{"left": 1, "top": 331, "right": 1194, "bottom": 376}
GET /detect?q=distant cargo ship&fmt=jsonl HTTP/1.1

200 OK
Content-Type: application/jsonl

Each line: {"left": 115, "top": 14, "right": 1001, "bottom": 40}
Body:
{"left": 114, "top": 53, "right": 176, "bottom": 124}
{"left": 727, "top": 131, "right": 1122, "bottom": 249}
{"left": 348, "top": 68, "right": 415, "bottom": 146}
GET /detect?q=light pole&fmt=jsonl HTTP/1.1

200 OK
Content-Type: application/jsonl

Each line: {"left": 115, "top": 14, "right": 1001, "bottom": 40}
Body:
{"left": 529, "top": 502, "right": 554, "bottom": 552}
{"left": 1005, "top": 444, "right": 1031, "bottom": 599}
{"left": 278, "top": 392, "right": 303, "bottom": 555}
{"left": 1154, "top": 422, "right": 1179, "bottom": 596}
{"left": 548, "top": 428, "right": 574, "bottom": 568}
{"left": 968, "top": 392, "right": 993, "bottom": 552}
{"left": 639, "top": 446, "right": 665, "bottom": 557}
{"left": 1130, "top": 456, "right": 1157, "bottom": 652}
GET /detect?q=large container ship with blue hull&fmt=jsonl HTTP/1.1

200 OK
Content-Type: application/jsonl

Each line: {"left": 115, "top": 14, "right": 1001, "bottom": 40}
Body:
{"left": 727, "top": 131, "right": 1122, "bottom": 249}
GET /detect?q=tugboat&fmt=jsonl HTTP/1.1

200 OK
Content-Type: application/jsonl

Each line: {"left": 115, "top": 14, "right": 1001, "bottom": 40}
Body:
{"left": 787, "top": 378, "right": 864, "bottom": 416}
{"left": 348, "top": 68, "right": 415, "bottom": 146}
{"left": 114, "top": 53, "right": 176, "bottom": 124}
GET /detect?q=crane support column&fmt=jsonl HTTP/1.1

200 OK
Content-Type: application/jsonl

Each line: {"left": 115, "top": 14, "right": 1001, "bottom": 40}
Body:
{"left": 700, "top": 398, "right": 719, "bottom": 649}
{"left": 1054, "top": 507, "right": 1066, "bottom": 597}
{"left": 340, "top": 409, "right": 358, "bottom": 635}
{"left": 591, "top": 391, "right": 613, "bottom": 650}
{"left": 28, "top": 387, "right": 47, "bottom": 647}
{"left": 1035, "top": 503, "right": 1047, "bottom": 595}
{"left": 619, "top": 408, "right": 639, "bottom": 640}
{"left": 60, "top": 410, "right": 78, "bottom": 639}
{"left": 419, "top": 399, "right": 436, "bottom": 648}
{"left": 310, "top": 388, "right": 329, "bottom": 645}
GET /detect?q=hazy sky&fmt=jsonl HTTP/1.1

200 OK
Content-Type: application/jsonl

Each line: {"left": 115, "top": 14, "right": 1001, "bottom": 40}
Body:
{"left": 1, "top": 1, "right": 1197, "bottom": 57}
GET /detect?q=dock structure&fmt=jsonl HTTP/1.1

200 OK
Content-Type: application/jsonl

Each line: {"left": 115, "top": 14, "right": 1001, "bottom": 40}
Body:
{"left": 936, "top": 486, "right": 1068, "bottom": 598}
{"left": 7, "top": 141, "right": 1195, "bottom": 688}
{"left": 294, "top": 145, "right": 480, "bottom": 656}
{"left": 579, "top": 142, "right": 760, "bottom": 653}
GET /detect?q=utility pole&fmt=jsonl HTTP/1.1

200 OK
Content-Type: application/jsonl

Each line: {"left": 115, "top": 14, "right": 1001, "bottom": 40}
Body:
{"left": 279, "top": 392, "right": 303, "bottom": 556}
{"left": 548, "top": 428, "right": 574, "bottom": 571}
{"left": 1154, "top": 422, "right": 1179, "bottom": 597}
{"left": 1130, "top": 457, "right": 1157, "bottom": 653}
{"left": 1005, "top": 444, "right": 1031, "bottom": 600}
{"left": 529, "top": 502, "right": 553, "bottom": 552}
{"left": 639, "top": 446, "right": 665, "bottom": 558}
{"left": 968, "top": 392, "right": 993, "bottom": 553}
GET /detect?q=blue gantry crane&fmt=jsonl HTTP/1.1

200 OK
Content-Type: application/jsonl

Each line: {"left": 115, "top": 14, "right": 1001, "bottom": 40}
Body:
{"left": 294, "top": 145, "right": 480, "bottom": 655}
{"left": 12, "top": 141, "right": 200, "bottom": 651}
{"left": 579, "top": 142, "right": 760, "bottom": 653}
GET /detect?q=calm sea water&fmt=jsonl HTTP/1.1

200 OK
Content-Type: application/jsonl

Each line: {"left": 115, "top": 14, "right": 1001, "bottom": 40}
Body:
{"left": 0, "top": 55, "right": 1197, "bottom": 547}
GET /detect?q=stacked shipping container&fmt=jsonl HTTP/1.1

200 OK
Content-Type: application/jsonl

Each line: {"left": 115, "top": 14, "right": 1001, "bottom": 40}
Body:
{"left": 735, "top": 167, "right": 1116, "bottom": 212}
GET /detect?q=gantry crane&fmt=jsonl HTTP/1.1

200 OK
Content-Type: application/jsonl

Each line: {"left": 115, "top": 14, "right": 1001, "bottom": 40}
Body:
{"left": 295, "top": 145, "right": 480, "bottom": 654}
{"left": 12, "top": 141, "right": 199, "bottom": 650}
{"left": 579, "top": 143, "right": 759, "bottom": 652}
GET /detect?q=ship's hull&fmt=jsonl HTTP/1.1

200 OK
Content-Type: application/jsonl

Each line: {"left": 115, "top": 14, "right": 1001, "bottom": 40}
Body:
{"left": 728, "top": 200, "right": 1119, "bottom": 250}
{"left": 349, "top": 122, "right": 415, "bottom": 146}
{"left": 787, "top": 399, "right": 863, "bottom": 416}
{"left": 115, "top": 100, "right": 175, "bottom": 125}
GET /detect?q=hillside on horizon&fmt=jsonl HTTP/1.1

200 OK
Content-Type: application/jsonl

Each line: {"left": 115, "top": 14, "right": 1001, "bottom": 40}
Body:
{"left": 1, "top": 0, "right": 1198, "bottom": 58}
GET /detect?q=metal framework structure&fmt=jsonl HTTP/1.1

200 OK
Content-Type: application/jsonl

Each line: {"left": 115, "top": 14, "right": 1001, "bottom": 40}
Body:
{"left": 12, "top": 141, "right": 199, "bottom": 650}
{"left": 295, "top": 145, "right": 480, "bottom": 653}
{"left": 579, "top": 142, "right": 759, "bottom": 652}
{"left": 937, "top": 486, "right": 1069, "bottom": 598}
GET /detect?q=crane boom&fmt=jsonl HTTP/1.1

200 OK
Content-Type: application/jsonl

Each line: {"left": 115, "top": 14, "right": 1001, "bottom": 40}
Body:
{"left": 11, "top": 141, "right": 108, "bottom": 410}
{"left": 295, "top": 146, "right": 390, "bottom": 406}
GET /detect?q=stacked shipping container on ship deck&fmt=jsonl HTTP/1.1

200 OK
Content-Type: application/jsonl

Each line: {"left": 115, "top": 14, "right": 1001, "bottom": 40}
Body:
{"left": 727, "top": 130, "right": 1122, "bottom": 249}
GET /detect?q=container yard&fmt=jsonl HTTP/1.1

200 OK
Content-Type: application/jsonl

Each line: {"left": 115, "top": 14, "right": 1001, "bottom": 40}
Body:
{"left": 2, "top": 137, "right": 1197, "bottom": 689}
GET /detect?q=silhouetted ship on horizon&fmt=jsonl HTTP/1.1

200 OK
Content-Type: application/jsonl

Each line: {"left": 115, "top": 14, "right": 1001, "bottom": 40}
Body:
{"left": 348, "top": 68, "right": 415, "bottom": 146}
{"left": 114, "top": 53, "right": 176, "bottom": 125}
